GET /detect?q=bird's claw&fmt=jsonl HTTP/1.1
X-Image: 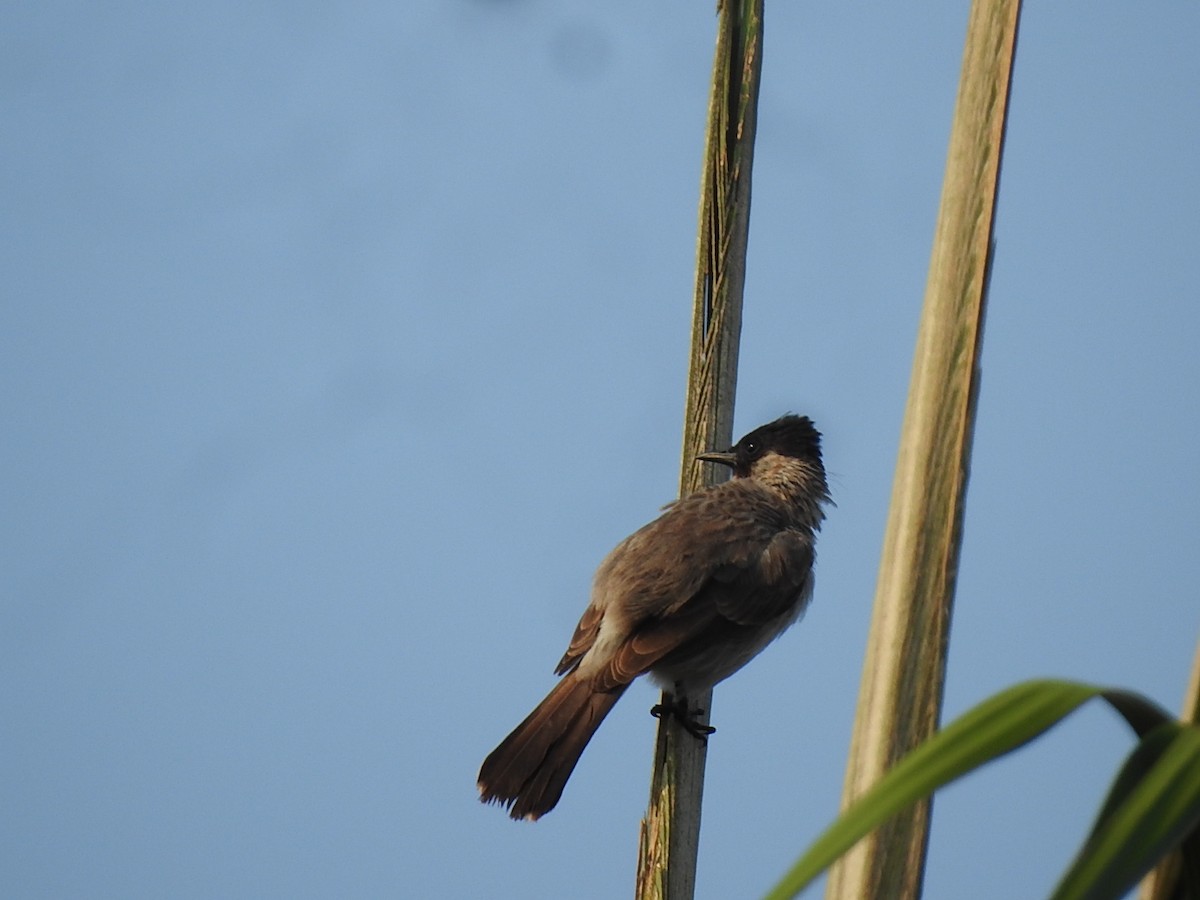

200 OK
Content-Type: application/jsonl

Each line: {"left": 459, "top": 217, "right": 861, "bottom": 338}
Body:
{"left": 650, "top": 695, "right": 716, "bottom": 741}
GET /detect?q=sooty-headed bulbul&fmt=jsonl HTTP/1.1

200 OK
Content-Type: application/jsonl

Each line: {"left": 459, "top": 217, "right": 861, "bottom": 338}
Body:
{"left": 477, "top": 414, "right": 830, "bottom": 820}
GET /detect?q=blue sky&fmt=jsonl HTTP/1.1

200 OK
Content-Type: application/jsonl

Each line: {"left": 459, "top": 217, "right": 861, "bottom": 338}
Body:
{"left": 3, "top": 2, "right": 1199, "bottom": 898}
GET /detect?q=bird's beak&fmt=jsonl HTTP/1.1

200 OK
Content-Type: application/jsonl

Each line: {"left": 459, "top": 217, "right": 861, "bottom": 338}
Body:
{"left": 696, "top": 450, "right": 737, "bottom": 468}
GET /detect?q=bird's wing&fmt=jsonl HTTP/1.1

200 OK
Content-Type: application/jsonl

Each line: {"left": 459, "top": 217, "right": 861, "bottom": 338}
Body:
{"left": 587, "top": 530, "right": 812, "bottom": 689}
{"left": 553, "top": 501, "right": 711, "bottom": 676}
{"left": 590, "top": 596, "right": 730, "bottom": 691}
{"left": 707, "top": 528, "right": 814, "bottom": 625}
{"left": 579, "top": 487, "right": 814, "bottom": 690}
{"left": 614, "top": 483, "right": 801, "bottom": 620}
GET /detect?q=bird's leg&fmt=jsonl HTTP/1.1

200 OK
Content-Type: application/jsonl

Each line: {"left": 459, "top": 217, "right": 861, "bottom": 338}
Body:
{"left": 650, "top": 690, "right": 716, "bottom": 741}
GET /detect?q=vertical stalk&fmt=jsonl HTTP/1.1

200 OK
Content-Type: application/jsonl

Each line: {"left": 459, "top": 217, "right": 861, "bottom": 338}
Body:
{"left": 634, "top": 2, "right": 764, "bottom": 898}
{"left": 824, "top": 2, "right": 1022, "bottom": 899}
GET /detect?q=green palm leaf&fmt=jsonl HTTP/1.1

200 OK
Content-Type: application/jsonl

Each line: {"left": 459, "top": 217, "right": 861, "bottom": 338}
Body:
{"left": 764, "top": 679, "right": 1198, "bottom": 900}
{"left": 1050, "top": 721, "right": 1200, "bottom": 900}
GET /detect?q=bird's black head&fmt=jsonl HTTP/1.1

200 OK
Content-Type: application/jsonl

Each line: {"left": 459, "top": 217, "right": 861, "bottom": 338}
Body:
{"left": 698, "top": 414, "right": 824, "bottom": 481}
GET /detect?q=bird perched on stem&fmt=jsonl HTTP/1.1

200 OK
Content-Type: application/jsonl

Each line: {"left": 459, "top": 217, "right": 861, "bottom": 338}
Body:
{"left": 478, "top": 414, "right": 830, "bottom": 820}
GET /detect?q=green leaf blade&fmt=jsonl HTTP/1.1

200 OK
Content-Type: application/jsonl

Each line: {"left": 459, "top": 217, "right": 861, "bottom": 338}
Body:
{"left": 766, "top": 680, "right": 1103, "bottom": 899}
{"left": 764, "top": 680, "right": 1177, "bottom": 900}
{"left": 1050, "top": 723, "right": 1200, "bottom": 900}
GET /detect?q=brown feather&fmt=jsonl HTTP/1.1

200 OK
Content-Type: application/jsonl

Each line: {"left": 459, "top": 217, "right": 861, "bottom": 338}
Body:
{"left": 594, "top": 597, "right": 721, "bottom": 691}
{"left": 477, "top": 674, "right": 626, "bottom": 821}
{"left": 555, "top": 603, "right": 602, "bottom": 675}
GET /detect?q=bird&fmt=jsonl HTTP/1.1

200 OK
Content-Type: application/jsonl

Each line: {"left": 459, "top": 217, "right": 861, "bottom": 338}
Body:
{"left": 477, "top": 414, "right": 830, "bottom": 821}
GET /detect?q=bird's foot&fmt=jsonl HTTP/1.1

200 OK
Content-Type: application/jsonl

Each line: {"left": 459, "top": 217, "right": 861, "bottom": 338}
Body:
{"left": 650, "top": 694, "right": 716, "bottom": 742}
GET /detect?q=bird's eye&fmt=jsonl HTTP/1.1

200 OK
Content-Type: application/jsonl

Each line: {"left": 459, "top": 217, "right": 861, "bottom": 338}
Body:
{"left": 744, "top": 439, "right": 760, "bottom": 456}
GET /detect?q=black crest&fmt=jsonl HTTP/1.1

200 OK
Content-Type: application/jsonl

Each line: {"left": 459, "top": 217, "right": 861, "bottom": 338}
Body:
{"left": 732, "top": 415, "right": 822, "bottom": 469}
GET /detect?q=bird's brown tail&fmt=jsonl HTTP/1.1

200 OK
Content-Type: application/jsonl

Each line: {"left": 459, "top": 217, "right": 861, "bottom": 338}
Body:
{"left": 478, "top": 674, "right": 626, "bottom": 820}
